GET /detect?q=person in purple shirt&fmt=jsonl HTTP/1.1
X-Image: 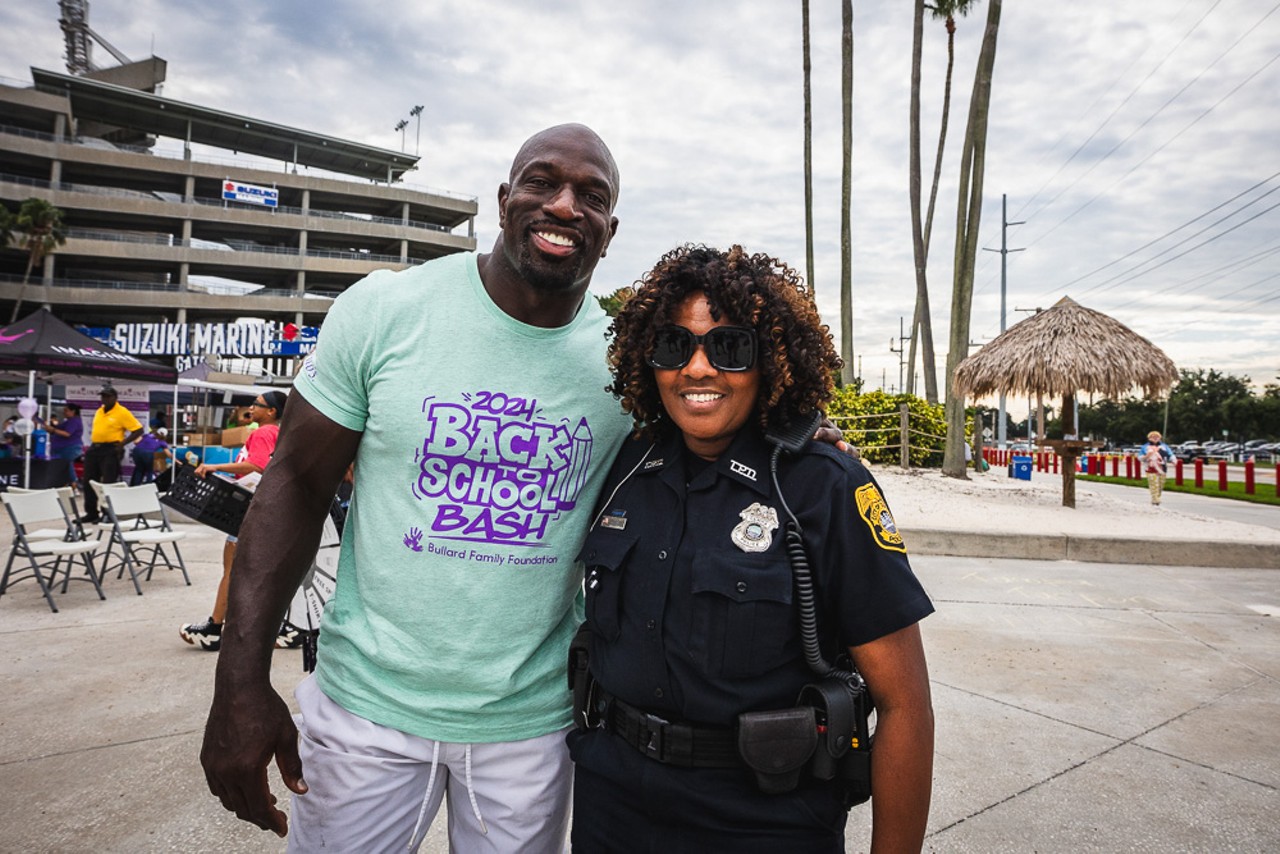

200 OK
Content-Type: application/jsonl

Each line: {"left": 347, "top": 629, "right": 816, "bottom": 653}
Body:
{"left": 130, "top": 426, "right": 169, "bottom": 485}
{"left": 43, "top": 403, "right": 84, "bottom": 487}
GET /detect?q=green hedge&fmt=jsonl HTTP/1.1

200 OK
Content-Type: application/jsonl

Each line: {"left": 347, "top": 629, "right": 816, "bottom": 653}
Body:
{"left": 826, "top": 389, "right": 955, "bottom": 466}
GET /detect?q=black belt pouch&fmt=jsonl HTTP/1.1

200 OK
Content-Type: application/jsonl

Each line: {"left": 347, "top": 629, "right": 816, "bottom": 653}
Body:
{"left": 736, "top": 707, "right": 818, "bottom": 793}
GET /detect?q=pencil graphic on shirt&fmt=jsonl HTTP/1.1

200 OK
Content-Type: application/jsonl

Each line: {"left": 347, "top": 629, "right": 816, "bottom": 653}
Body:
{"left": 551, "top": 418, "right": 592, "bottom": 507}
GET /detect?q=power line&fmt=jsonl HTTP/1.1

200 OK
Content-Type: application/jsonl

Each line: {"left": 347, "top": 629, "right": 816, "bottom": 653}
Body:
{"left": 1011, "top": 0, "right": 1228, "bottom": 224}
{"left": 1070, "top": 187, "right": 1280, "bottom": 299}
{"left": 1019, "top": 44, "right": 1280, "bottom": 299}
{"left": 1044, "top": 171, "right": 1280, "bottom": 294}
{"left": 1019, "top": 5, "right": 1280, "bottom": 253}
{"left": 1112, "top": 263, "right": 1280, "bottom": 314}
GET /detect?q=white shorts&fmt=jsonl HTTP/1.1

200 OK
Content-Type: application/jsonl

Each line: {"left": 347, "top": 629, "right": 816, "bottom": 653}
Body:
{"left": 288, "top": 675, "right": 572, "bottom": 854}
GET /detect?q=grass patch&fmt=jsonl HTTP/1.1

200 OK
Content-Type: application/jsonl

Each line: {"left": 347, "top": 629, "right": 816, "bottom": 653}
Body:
{"left": 1078, "top": 474, "right": 1280, "bottom": 507}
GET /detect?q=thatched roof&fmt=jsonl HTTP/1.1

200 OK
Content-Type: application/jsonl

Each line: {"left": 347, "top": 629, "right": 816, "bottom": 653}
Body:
{"left": 953, "top": 296, "right": 1178, "bottom": 399}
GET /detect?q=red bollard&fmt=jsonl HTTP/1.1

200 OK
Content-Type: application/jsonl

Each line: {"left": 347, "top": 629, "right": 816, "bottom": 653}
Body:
{"left": 1175, "top": 459, "right": 1183, "bottom": 485}
{"left": 1245, "top": 460, "right": 1255, "bottom": 495}
{"left": 1194, "top": 458, "right": 1204, "bottom": 489}
{"left": 1052, "top": 454, "right": 1059, "bottom": 474}
{"left": 1124, "top": 455, "right": 1132, "bottom": 479}
{"left": 1218, "top": 460, "right": 1228, "bottom": 491}
{"left": 1113, "top": 455, "right": 1121, "bottom": 478}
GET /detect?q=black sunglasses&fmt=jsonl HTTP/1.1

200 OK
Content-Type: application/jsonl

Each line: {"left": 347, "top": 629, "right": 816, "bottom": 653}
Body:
{"left": 647, "top": 325, "right": 757, "bottom": 372}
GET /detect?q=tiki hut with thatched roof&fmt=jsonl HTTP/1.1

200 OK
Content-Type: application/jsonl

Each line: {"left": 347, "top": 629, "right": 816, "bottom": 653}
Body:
{"left": 953, "top": 296, "right": 1178, "bottom": 507}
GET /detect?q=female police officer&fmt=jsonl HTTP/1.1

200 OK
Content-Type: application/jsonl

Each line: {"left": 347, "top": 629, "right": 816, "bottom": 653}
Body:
{"left": 569, "top": 245, "right": 935, "bottom": 852}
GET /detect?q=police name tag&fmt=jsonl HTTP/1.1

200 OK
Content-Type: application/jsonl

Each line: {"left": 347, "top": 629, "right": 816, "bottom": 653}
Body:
{"left": 731, "top": 503, "right": 778, "bottom": 553}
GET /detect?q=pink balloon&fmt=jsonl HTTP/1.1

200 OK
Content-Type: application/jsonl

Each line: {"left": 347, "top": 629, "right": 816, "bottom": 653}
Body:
{"left": 16, "top": 397, "right": 37, "bottom": 419}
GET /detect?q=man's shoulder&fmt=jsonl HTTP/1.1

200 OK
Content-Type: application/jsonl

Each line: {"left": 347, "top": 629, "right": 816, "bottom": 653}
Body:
{"left": 343, "top": 253, "right": 474, "bottom": 299}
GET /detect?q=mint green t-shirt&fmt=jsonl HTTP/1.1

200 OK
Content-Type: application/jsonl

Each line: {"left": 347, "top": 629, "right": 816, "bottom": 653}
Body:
{"left": 293, "top": 252, "right": 631, "bottom": 743}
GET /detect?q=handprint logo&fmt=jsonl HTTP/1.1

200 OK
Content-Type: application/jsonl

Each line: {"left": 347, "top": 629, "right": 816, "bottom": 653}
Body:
{"left": 403, "top": 527, "right": 424, "bottom": 552}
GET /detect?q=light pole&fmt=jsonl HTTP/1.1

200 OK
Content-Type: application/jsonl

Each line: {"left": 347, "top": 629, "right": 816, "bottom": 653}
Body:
{"left": 982, "top": 193, "right": 1024, "bottom": 449}
{"left": 394, "top": 119, "right": 408, "bottom": 152}
{"left": 410, "top": 105, "right": 424, "bottom": 155}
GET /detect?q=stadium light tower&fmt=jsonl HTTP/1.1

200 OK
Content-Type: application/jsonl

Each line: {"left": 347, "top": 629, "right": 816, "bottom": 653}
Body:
{"left": 410, "top": 105, "right": 424, "bottom": 155}
{"left": 394, "top": 119, "right": 409, "bottom": 152}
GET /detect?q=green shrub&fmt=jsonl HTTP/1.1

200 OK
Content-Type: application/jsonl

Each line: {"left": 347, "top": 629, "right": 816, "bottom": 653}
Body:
{"left": 826, "top": 389, "right": 954, "bottom": 467}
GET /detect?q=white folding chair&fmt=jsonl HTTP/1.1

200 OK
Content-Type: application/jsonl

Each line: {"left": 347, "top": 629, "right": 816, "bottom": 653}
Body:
{"left": 87, "top": 480, "right": 128, "bottom": 526}
{"left": 0, "top": 489, "right": 104, "bottom": 613}
{"left": 99, "top": 484, "right": 191, "bottom": 594}
{"left": 5, "top": 486, "right": 82, "bottom": 541}
{"left": 54, "top": 486, "right": 88, "bottom": 541}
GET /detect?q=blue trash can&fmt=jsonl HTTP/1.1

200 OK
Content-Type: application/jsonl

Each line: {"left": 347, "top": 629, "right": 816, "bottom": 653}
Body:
{"left": 1010, "top": 455, "right": 1032, "bottom": 481}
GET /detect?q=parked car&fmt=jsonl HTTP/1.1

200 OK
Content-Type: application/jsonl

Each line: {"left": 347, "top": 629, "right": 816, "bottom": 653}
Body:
{"left": 1174, "top": 443, "right": 1207, "bottom": 462}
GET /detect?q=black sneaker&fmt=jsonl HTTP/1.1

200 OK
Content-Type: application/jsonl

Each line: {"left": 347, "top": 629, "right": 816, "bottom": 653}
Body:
{"left": 78, "top": 514, "right": 100, "bottom": 524}
{"left": 180, "top": 618, "right": 222, "bottom": 651}
{"left": 276, "top": 621, "right": 305, "bottom": 649}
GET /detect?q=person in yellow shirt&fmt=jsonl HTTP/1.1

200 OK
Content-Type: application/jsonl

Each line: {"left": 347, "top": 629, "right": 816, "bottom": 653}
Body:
{"left": 80, "top": 386, "right": 144, "bottom": 523}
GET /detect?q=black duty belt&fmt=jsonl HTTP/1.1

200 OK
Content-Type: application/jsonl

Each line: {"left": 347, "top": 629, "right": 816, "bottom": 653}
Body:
{"left": 606, "top": 695, "right": 740, "bottom": 769}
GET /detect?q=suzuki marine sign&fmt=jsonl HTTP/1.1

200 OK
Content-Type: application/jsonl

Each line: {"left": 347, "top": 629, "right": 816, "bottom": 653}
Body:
{"left": 222, "top": 178, "right": 279, "bottom": 208}
{"left": 78, "top": 322, "right": 318, "bottom": 358}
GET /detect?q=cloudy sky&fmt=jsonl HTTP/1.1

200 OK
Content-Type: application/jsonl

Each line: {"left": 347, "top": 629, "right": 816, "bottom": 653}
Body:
{"left": 2, "top": 0, "right": 1277, "bottom": 401}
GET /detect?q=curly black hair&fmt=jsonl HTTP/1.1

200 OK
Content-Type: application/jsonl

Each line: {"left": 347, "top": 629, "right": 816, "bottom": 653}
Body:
{"left": 607, "top": 243, "right": 842, "bottom": 441}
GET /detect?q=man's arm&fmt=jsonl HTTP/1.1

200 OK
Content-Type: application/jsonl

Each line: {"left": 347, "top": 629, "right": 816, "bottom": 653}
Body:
{"left": 201, "top": 394, "right": 361, "bottom": 837}
{"left": 849, "top": 622, "right": 934, "bottom": 854}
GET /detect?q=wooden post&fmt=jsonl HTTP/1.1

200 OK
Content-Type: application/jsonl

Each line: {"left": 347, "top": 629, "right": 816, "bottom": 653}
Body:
{"left": 899, "top": 403, "right": 909, "bottom": 470}
{"left": 1061, "top": 453, "right": 1076, "bottom": 508}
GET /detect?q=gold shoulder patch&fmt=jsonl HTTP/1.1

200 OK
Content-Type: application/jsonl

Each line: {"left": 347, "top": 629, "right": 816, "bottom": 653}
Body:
{"left": 854, "top": 483, "right": 906, "bottom": 553}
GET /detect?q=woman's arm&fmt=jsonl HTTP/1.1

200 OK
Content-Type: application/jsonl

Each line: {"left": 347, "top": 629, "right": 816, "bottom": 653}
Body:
{"left": 195, "top": 459, "right": 263, "bottom": 478}
{"left": 848, "top": 622, "right": 934, "bottom": 854}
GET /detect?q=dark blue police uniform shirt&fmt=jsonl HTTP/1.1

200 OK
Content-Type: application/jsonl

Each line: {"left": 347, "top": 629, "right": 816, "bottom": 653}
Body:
{"left": 578, "top": 425, "right": 934, "bottom": 728}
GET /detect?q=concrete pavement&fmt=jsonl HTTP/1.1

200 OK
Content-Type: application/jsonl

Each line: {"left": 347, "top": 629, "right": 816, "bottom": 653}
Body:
{"left": 1, "top": 508, "right": 1277, "bottom": 852}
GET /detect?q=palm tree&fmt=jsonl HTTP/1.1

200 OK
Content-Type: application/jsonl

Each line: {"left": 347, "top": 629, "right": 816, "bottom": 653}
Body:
{"left": 907, "top": 0, "right": 976, "bottom": 404}
{"left": 0, "top": 204, "right": 14, "bottom": 252}
{"left": 8, "top": 198, "right": 67, "bottom": 323}
{"left": 839, "top": 0, "right": 855, "bottom": 386}
{"left": 942, "top": 0, "right": 1002, "bottom": 478}
{"left": 802, "top": 0, "right": 816, "bottom": 304}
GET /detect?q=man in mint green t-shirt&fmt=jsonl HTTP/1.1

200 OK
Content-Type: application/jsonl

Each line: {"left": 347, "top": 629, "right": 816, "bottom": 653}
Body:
{"left": 199, "top": 124, "right": 628, "bottom": 852}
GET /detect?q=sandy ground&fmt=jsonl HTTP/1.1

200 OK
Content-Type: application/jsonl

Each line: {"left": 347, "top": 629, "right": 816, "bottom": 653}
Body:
{"left": 865, "top": 462, "right": 1280, "bottom": 544}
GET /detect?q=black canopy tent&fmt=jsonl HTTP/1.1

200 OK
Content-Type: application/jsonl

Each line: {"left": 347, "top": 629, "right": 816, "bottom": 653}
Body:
{"left": 0, "top": 309, "right": 177, "bottom": 487}
{"left": 0, "top": 309, "right": 177, "bottom": 384}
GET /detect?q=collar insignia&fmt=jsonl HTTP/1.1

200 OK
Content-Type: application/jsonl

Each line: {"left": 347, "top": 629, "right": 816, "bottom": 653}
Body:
{"left": 731, "top": 503, "right": 778, "bottom": 553}
{"left": 729, "top": 459, "right": 757, "bottom": 481}
{"left": 642, "top": 458, "right": 664, "bottom": 470}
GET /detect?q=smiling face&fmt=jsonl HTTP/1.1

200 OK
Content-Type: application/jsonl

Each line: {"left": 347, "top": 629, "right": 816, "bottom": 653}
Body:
{"left": 497, "top": 124, "right": 619, "bottom": 293}
{"left": 655, "top": 291, "right": 760, "bottom": 460}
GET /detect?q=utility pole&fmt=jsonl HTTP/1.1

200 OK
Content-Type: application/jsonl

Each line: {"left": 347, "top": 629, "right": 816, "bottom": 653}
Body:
{"left": 410, "top": 105, "right": 424, "bottom": 155}
{"left": 395, "top": 119, "right": 408, "bottom": 152}
{"left": 889, "top": 316, "right": 909, "bottom": 395}
{"left": 981, "top": 194, "right": 1024, "bottom": 449}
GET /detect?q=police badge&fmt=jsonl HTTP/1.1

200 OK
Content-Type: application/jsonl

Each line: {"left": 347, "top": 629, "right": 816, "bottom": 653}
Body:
{"left": 731, "top": 503, "right": 779, "bottom": 553}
